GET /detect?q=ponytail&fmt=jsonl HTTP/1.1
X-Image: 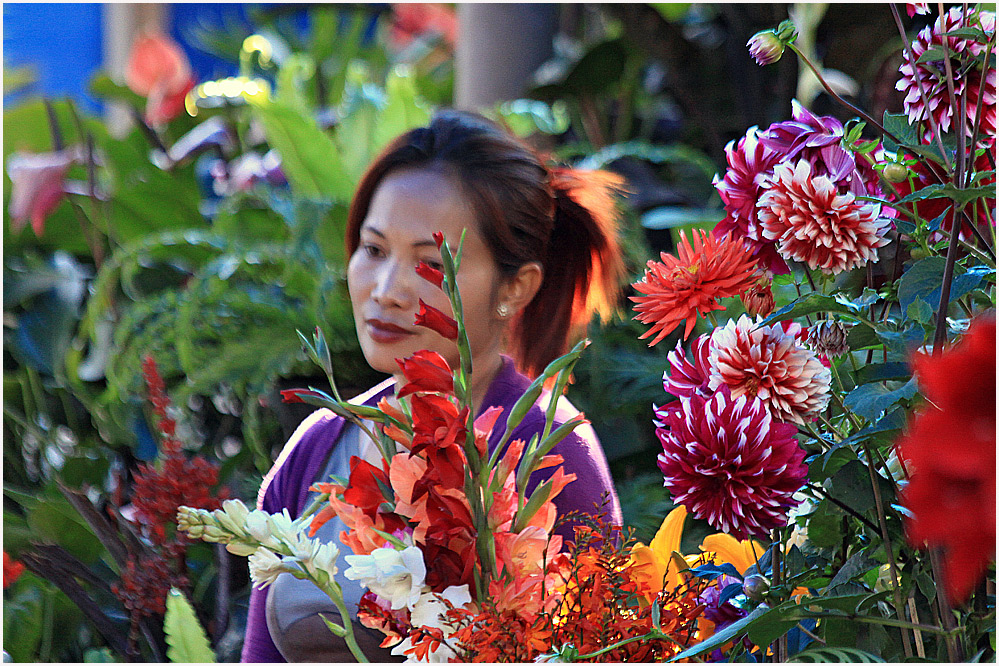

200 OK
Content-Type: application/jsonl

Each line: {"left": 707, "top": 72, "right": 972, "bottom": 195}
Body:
{"left": 512, "top": 168, "right": 626, "bottom": 377}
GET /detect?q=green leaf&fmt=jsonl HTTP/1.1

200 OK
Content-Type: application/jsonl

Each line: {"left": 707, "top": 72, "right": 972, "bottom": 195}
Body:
{"left": 844, "top": 378, "right": 918, "bottom": 422}
{"left": 494, "top": 99, "right": 570, "bottom": 137}
{"left": 247, "top": 98, "right": 352, "bottom": 201}
{"left": 649, "top": 3, "right": 692, "bottom": 21}
{"left": 881, "top": 112, "right": 921, "bottom": 153}
{"left": 372, "top": 65, "right": 431, "bottom": 155}
{"left": 803, "top": 501, "right": 844, "bottom": 549}
{"left": 164, "top": 588, "right": 216, "bottom": 663}
{"left": 906, "top": 297, "right": 934, "bottom": 323}
{"left": 854, "top": 362, "right": 910, "bottom": 384}
{"left": 898, "top": 257, "right": 994, "bottom": 318}
{"left": 26, "top": 493, "right": 104, "bottom": 564}
{"left": 562, "top": 38, "right": 630, "bottom": 96}
{"left": 641, "top": 207, "right": 725, "bottom": 230}
{"left": 789, "top": 647, "right": 885, "bottom": 662}
{"left": 830, "top": 461, "right": 877, "bottom": 514}
{"left": 668, "top": 604, "right": 771, "bottom": 660}
{"left": 759, "top": 293, "right": 857, "bottom": 328}
{"left": 827, "top": 552, "right": 879, "bottom": 591}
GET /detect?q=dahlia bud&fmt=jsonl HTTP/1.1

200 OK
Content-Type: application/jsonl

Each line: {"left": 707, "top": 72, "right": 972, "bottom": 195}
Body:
{"left": 741, "top": 274, "right": 775, "bottom": 318}
{"left": 882, "top": 163, "right": 909, "bottom": 183}
{"left": 807, "top": 320, "right": 851, "bottom": 358}
{"left": 743, "top": 574, "right": 770, "bottom": 601}
{"left": 747, "top": 20, "right": 797, "bottom": 66}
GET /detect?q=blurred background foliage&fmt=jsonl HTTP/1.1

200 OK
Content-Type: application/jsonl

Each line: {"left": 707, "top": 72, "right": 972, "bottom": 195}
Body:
{"left": 3, "top": 3, "right": 916, "bottom": 660}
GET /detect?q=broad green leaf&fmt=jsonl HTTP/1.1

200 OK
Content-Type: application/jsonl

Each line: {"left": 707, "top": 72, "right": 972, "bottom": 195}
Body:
{"left": 494, "top": 99, "right": 570, "bottom": 137}
{"left": 3, "top": 583, "right": 44, "bottom": 662}
{"left": 906, "top": 297, "right": 934, "bottom": 323}
{"left": 898, "top": 258, "right": 993, "bottom": 321}
{"left": 26, "top": 496, "right": 104, "bottom": 564}
{"left": 854, "top": 362, "right": 910, "bottom": 384}
{"left": 247, "top": 97, "right": 352, "bottom": 201}
{"left": 759, "top": 293, "right": 856, "bottom": 327}
{"left": 789, "top": 647, "right": 885, "bottom": 662}
{"left": 668, "top": 604, "right": 771, "bottom": 660}
{"left": 802, "top": 501, "right": 844, "bottom": 548}
{"left": 561, "top": 38, "right": 630, "bottom": 96}
{"left": 844, "top": 378, "right": 918, "bottom": 422}
{"left": 164, "top": 588, "right": 216, "bottom": 663}
{"left": 896, "top": 182, "right": 996, "bottom": 207}
{"left": 372, "top": 65, "right": 431, "bottom": 155}
{"left": 827, "top": 552, "right": 879, "bottom": 590}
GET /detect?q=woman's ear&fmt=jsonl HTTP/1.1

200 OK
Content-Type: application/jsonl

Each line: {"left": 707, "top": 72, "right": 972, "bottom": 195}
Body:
{"left": 497, "top": 262, "right": 543, "bottom": 318}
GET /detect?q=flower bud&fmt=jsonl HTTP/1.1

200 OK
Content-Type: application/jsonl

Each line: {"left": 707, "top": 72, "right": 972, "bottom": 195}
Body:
{"left": 743, "top": 574, "right": 770, "bottom": 601}
{"left": 226, "top": 540, "right": 259, "bottom": 557}
{"left": 741, "top": 274, "right": 775, "bottom": 318}
{"left": 882, "top": 163, "right": 909, "bottom": 183}
{"left": 747, "top": 31, "right": 785, "bottom": 66}
{"left": 807, "top": 320, "right": 851, "bottom": 358}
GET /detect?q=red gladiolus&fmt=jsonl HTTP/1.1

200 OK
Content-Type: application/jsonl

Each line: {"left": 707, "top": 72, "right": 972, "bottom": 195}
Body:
{"left": 3, "top": 552, "right": 25, "bottom": 589}
{"left": 397, "top": 350, "right": 454, "bottom": 398}
{"left": 415, "top": 261, "right": 445, "bottom": 289}
{"left": 432, "top": 231, "right": 445, "bottom": 248}
{"left": 125, "top": 32, "right": 196, "bottom": 126}
{"left": 898, "top": 316, "right": 996, "bottom": 606}
{"left": 280, "top": 388, "right": 326, "bottom": 404}
{"left": 414, "top": 299, "right": 459, "bottom": 340}
{"left": 342, "top": 457, "right": 394, "bottom": 518}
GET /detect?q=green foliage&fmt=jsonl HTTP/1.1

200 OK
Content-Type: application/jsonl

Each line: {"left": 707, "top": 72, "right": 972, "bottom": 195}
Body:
{"left": 163, "top": 588, "right": 216, "bottom": 663}
{"left": 788, "top": 646, "right": 886, "bottom": 662}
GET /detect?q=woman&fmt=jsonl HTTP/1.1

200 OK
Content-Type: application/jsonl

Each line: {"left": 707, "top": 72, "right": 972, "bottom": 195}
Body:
{"left": 242, "top": 110, "right": 625, "bottom": 662}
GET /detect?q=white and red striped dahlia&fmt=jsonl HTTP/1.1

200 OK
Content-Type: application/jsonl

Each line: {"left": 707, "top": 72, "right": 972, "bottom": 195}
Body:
{"left": 757, "top": 160, "right": 891, "bottom": 275}
{"left": 708, "top": 315, "right": 832, "bottom": 425}
{"left": 896, "top": 7, "right": 996, "bottom": 143}
{"left": 656, "top": 389, "right": 807, "bottom": 540}
{"left": 663, "top": 333, "right": 714, "bottom": 400}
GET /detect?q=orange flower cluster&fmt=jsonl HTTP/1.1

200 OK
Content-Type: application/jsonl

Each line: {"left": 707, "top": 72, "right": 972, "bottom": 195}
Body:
{"left": 445, "top": 515, "right": 708, "bottom": 662}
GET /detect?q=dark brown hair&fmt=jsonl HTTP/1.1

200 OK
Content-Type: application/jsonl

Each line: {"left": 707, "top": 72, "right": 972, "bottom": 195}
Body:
{"left": 345, "top": 110, "right": 625, "bottom": 377}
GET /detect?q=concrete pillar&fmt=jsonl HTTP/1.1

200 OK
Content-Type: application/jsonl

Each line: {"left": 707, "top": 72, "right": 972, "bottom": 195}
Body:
{"left": 102, "top": 3, "right": 167, "bottom": 136}
{"left": 454, "top": 3, "right": 558, "bottom": 113}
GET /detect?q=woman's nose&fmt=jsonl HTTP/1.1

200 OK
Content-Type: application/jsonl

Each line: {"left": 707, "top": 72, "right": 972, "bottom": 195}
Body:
{"left": 370, "top": 259, "right": 413, "bottom": 309}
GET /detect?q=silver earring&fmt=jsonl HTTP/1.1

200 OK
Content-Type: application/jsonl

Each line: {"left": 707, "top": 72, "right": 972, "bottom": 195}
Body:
{"left": 497, "top": 304, "right": 510, "bottom": 318}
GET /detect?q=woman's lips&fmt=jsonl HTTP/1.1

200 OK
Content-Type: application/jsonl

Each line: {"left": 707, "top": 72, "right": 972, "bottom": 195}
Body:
{"left": 366, "top": 319, "right": 415, "bottom": 344}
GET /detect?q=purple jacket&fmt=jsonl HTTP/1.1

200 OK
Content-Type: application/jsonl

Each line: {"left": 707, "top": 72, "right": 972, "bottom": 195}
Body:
{"left": 241, "top": 356, "right": 621, "bottom": 662}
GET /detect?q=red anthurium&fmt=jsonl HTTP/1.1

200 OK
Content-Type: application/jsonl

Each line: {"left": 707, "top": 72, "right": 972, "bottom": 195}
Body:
{"left": 6, "top": 150, "right": 77, "bottom": 236}
{"left": 415, "top": 261, "right": 445, "bottom": 289}
{"left": 414, "top": 299, "right": 459, "bottom": 340}
{"left": 125, "top": 32, "right": 196, "bottom": 125}
{"left": 396, "top": 350, "right": 454, "bottom": 398}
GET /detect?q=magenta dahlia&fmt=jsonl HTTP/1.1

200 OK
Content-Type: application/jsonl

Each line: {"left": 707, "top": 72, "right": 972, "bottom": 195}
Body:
{"left": 712, "top": 127, "right": 788, "bottom": 275}
{"left": 708, "top": 315, "right": 832, "bottom": 425}
{"left": 656, "top": 389, "right": 807, "bottom": 540}
{"left": 896, "top": 7, "right": 996, "bottom": 143}
{"left": 757, "top": 160, "right": 891, "bottom": 274}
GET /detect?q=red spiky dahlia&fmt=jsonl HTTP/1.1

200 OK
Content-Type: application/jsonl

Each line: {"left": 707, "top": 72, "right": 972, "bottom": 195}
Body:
{"left": 712, "top": 127, "right": 788, "bottom": 275}
{"left": 631, "top": 230, "right": 759, "bottom": 344}
{"left": 656, "top": 389, "right": 807, "bottom": 540}
{"left": 896, "top": 7, "right": 996, "bottom": 143}
{"left": 708, "top": 315, "right": 831, "bottom": 425}
{"left": 758, "top": 160, "right": 891, "bottom": 275}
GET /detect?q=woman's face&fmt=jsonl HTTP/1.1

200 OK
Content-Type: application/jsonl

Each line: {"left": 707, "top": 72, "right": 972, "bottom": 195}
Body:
{"left": 347, "top": 168, "right": 508, "bottom": 378}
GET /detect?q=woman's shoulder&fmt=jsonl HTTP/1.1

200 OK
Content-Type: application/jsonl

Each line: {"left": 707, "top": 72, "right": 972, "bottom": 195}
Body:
{"left": 257, "top": 378, "right": 395, "bottom": 513}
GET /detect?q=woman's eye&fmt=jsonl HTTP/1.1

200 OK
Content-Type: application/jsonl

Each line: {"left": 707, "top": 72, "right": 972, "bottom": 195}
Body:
{"left": 362, "top": 244, "right": 384, "bottom": 259}
{"left": 423, "top": 260, "right": 444, "bottom": 272}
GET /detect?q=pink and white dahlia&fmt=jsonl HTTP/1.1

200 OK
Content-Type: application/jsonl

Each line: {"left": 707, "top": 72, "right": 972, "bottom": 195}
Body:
{"left": 663, "top": 334, "right": 714, "bottom": 400}
{"left": 896, "top": 7, "right": 996, "bottom": 143}
{"left": 757, "top": 160, "right": 891, "bottom": 274}
{"left": 709, "top": 315, "right": 832, "bottom": 425}
{"left": 656, "top": 389, "right": 807, "bottom": 540}
{"left": 712, "top": 127, "right": 788, "bottom": 274}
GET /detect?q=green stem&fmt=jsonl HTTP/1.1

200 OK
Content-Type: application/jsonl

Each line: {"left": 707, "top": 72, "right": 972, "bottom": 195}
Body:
{"left": 863, "top": 442, "right": 913, "bottom": 657}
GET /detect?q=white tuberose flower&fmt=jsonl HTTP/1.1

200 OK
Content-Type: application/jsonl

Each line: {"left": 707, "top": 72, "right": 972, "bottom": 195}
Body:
{"left": 248, "top": 548, "right": 287, "bottom": 589}
{"left": 390, "top": 585, "right": 473, "bottom": 663}
{"left": 344, "top": 545, "right": 426, "bottom": 611}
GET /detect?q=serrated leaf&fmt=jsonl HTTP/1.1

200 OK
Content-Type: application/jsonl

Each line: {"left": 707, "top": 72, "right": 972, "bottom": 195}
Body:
{"left": 164, "top": 588, "right": 216, "bottom": 663}
{"left": 827, "top": 552, "right": 879, "bottom": 591}
{"left": 906, "top": 297, "right": 934, "bottom": 323}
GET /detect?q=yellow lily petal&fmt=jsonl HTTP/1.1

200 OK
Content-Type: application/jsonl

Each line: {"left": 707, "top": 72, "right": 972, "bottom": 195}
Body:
{"left": 650, "top": 505, "right": 687, "bottom": 559}
{"left": 700, "top": 532, "right": 764, "bottom": 574}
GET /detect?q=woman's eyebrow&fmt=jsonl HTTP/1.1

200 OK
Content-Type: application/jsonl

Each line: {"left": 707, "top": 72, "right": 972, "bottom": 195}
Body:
{"left": 361, "top": 225, "right": 440, "bottom": 249}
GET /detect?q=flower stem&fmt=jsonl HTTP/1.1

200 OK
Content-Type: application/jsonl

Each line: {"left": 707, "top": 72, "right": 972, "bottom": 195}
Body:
{"left": 786, "top": 43, "right": 902, "bottom": 147}
{"left": 862, "top": 442, "right": 913, "bottom": 657}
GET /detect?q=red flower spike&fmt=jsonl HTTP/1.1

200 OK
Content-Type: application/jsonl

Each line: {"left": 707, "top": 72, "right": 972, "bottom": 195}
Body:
{"left": 280, "top": 388, "right": 325, "bottom": 404}
{"left": 415, "top": 261, "right": 445, "bottom": 289}
{"left": 396, "top": 350, "right": 454, "bottom": 398}
{"left": 342, "top": 456, "right": 395, "bottom": 518}
{"left": 414, "top": 299, "right": 459, "bottom": 340}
